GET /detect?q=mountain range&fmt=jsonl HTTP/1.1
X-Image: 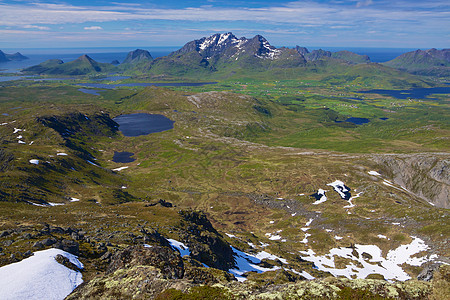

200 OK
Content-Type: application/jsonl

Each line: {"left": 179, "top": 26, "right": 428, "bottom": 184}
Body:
{"left": 21, "top": 54, "right": 116, "bottom": 75}
{"left": 16, "top": 33, "right": 450, "bottom": 79}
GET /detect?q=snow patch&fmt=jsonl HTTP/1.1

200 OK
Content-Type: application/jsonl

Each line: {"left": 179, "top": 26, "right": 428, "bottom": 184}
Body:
{"left": 229, "top": 247, "right": 286, "bottom": 282}
{"left": 57, "top": 153, "right": 68, "bottom": 156}
{"left": 70, "top": 197, "right": 80, "bottom": 202}
{"left": 225, "top": 233, "right": 237, "bottom": 238}
{"left": 312, "top": 189, "right": 327, "bottom": 205}
{"left": 301, "top": 233, "right": 311, "bottom": 244}
{"left": 0, "top": 248, "right": 83, "bottom": 300}
{"left": 343, "top": 192, "right": 362, "bottom": 208}
{"left": 368, "top": 171, "right": 381, "bottom": 176}
{"left": 327, "top": 180, "right": 351, "bottom": 200}
{"left": 299, "top": 237, "right": 435, "bottom": 281}
{"left": 29, "top": 159, "right": 39, "bottom": 165}
{"left": 291, "top": 269, "right": 315, "bottom": 280}
{"left": 13, "top": 128, "right": 22, "bottom": 134}
{"left": 168, "top": 239, "right": 190, "bottom": 257}
{"left": 112, "top": 166, "right": 128, "bottom": 171}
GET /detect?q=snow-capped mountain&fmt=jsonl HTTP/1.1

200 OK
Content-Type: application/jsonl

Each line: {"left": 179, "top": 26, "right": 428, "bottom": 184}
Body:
{"left": 174, "top": 32, "right": 282, "bottom": 61}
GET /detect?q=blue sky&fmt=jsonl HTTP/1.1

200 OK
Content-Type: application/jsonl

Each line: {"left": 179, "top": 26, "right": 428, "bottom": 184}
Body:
{"left": 1, "top": 0, "right": 449, "bottom": 49}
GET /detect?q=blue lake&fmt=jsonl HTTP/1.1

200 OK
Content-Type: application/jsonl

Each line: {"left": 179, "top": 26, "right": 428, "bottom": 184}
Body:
{"left": 113, "top": 151, "right": 136, "bottom": 163}
{"left": 358, "top": 87, "right": 450, "bottom": 99}
{"left": 113, "top": 113, "right": 175, "bottom": 137}
{"left": 335, "top": 117, "right": 371, "bottom": 125}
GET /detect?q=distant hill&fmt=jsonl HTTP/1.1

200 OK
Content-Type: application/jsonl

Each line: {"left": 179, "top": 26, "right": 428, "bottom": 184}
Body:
{"left": 0, "top": 50, "right": 28, "bottom": 62}
{"left": 22, "top": 55, "right": 116, "bottom": 75}
{"left": 294, "top": 47, "right": 370, "bottom": 64}
{"left": 0, "top": 50, "right": 8, "bottom": 62}
{"left": 6, "top": 52, "right": 29, "bottom": 61}
{"left": 122, "top": 49, "right": 153, "bottom": 64}
{"left": 384, "top": 48, "right": 450, "bottom": 77}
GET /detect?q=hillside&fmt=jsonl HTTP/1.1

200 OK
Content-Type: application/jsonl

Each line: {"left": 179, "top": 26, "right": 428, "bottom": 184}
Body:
{"left": 122, "top": 49, "right": 153, "bottom": 65}
{"left": 384, "top": 48, "right": 450, "bottom": 77}
{"left": 22, "top": 54, "right": 116, "bottom": 75}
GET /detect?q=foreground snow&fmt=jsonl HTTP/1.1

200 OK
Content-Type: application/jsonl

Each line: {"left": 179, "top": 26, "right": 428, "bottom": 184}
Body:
{"left": 0, "top": 248, "right": 83, "bottom": 300}
{"left": 229, "top": 247, "right": 283, "bottom": 282}
{"left": 299, "top": 236, "right": 435, "bottom": 281}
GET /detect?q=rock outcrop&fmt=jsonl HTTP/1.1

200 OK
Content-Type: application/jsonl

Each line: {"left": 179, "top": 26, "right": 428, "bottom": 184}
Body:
{"left": 372, "top": 154, "right": 449, "bottom": 208}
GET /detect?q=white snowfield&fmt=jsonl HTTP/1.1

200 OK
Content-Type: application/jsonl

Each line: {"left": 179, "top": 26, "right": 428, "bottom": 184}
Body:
{"left": 229, "top": 247, "right": 282, "bottom": 282}
{"left": 312, "top": 189, "right": 327, "bottom": 205}
{"left": 299, "top": 236, "right": 436, "bottom": 281}
{"left": 167, "top": 238, "right": 290, "bottom": 282}
{"left": 112, "top": 166, "right": 128, "bottom": 171}
{"left": 368, "top": 170, "right": 381, "bottom": 176}
{"left": 0, "top": 248, "right": 83, "bottom": 300}
{"left": 327, "top": 180, "right": 350, "bottom": 199}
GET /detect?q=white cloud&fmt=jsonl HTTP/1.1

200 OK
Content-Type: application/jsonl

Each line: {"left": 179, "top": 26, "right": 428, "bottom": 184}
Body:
{"left": 356, "top": 0, "right": 373, "bottom": 8}
{"left": 0, "top": 1, "right": 447, "bottom": 29}
{"left": 23, "top": 25, "right": 50, "bottom": 30}
{"left": 84, "top": 26, "right": 103, "bottom": 30}
{"left": 0, "top": 1, "right": 448, "bottom": 48}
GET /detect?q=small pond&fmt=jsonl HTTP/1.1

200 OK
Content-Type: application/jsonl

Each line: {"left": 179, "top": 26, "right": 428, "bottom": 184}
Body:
{"left": 113, "top": 113, "right": 175, "bottom": 137}
{"left": 336, "top": 117, "right": 370, "bottom": 125}
{"left": 113, "top": 151, "right": 136, "bottom": 163}
{"left": 358, "top": 86, "right": 450, "bottom": 99}
{"left": 78, "top": 88, "right": 101, "bottom": 96}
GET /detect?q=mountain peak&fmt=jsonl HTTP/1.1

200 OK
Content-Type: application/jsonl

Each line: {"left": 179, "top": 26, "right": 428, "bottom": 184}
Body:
{"left": 174, "top": 32, "right": 282, "bottom": 61}
{"left": 123, "top": 49, "right": 153, "bottom": 64}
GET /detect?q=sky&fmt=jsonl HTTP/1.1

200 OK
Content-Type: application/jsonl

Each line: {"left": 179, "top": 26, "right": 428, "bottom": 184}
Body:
{"left": 0, "top": 0, "right": 449, "bottom": 49}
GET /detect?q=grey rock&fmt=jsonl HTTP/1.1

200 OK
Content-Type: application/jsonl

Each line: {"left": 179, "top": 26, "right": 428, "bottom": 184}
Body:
{"left": 418, "top": 263, "right": 441, "bottom": 281}
{"left": 42, "top": 238, "right": 57, "bottom": 246}
{"left": 32, "top": 241, "right": 44, "bottom": 249}
{"left": 53, "top": 239, "right": 79, "bottom": 255}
